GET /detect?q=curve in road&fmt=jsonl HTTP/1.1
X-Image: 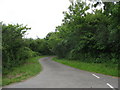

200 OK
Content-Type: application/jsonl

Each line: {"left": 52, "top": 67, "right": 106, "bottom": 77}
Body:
{"left": 4, "top": 56, "right": 118, "bottom": 89}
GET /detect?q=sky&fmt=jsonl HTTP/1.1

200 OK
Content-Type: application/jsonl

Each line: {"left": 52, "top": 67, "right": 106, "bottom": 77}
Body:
{"left": 0, "top": 0, "right": 71, "bottom": 39}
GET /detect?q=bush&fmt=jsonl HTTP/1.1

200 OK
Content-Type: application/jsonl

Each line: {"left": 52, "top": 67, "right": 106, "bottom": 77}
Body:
{"left": 16, "top": 47, "right": 38, "bottom": 62}
{"left": 2, "top": 23, "right": 34, "bottom": 72}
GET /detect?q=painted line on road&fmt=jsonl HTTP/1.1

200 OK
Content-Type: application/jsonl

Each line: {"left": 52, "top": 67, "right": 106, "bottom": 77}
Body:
{"left": 107, "top": 83, "right": 115, "bottom": 90}
{"left": 92, "top": 74, "right": 100, "bottom": 78}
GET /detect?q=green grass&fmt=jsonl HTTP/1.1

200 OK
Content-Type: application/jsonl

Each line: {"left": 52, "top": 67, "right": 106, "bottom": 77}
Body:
{"left": 52, "top": 57, "right": 119, "bottom": 77}
{"left": 2, "top": 56, "right": 45, "bottom": 86}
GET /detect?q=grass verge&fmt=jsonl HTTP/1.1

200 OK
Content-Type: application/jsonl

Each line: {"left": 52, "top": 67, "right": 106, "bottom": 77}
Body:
{"left": 52, "top": 57, "right": 118, "bottom": 77}
{"left": 2, "top": 56, "right": 45, "bottom": 86}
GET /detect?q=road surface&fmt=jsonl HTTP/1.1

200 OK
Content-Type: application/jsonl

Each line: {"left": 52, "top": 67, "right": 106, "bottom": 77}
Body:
{"left": 3, "top": 57, "right": 119, "bottom": 89}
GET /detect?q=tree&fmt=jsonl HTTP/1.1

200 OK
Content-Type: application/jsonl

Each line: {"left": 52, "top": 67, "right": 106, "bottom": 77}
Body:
{"left": 2, "top": 23, "right": 33, "bottom": 71}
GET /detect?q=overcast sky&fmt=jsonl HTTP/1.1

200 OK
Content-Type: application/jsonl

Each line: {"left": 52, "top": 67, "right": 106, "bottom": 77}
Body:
{"left": 0, "top": 0, "right": 71, "bottom": 39}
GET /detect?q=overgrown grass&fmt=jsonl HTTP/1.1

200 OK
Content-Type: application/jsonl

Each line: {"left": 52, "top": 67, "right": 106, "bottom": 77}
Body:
{"left": 2, "top": 56, "right": 45, "bottom": 86}
{"left": 53, "top": 57, "right": 119, "bottom": 77}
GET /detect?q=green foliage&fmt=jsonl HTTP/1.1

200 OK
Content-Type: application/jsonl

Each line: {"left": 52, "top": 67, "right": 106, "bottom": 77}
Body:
{"left": 16, "top": 47, "right": 38, "bottom": 61}
{"left": 47, "top": 1, "right": 119, "bottom": 64}
{"left": 45, "top": 32, "right": 61, "bottom": 54}
{"left": 24, "top": 38, "right": 53, "bottom": 55}
{"left": 2, "top": 22, "right": 54, "bottom": 77}
{"left": 2, "top": 23, "right": 38, "bottom": 74}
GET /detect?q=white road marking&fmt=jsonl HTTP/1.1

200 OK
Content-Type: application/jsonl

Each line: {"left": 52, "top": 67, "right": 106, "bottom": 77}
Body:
{"left": 92, "top": 74, "right": 100, "bottom": 78}
{"left": 107, "top": 83, "right": 114, "bottom": 89}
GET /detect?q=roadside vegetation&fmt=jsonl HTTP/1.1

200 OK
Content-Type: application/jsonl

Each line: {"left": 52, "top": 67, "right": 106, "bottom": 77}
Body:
{"left": 2, "top": 56, "right": 43, "bottom": 86}
{"left": 53, "top": 57, "right": 118, "bottom": 77}
{"left": 2, "top": 1, "right": 119, "bottom": 86}
{"left": 48, "top": 2, "right": 119, "bottom": 77}
{"left": 49, "top": 1, "right": 120, "bottom": 64}
{"left": 2, "top": 23, "right": 50, "bottom": 86}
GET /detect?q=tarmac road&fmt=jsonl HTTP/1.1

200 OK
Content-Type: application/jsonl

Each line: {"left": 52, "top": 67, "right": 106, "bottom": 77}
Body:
{"left": 3, "top": 57, "right": 119, "bottom": 89}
